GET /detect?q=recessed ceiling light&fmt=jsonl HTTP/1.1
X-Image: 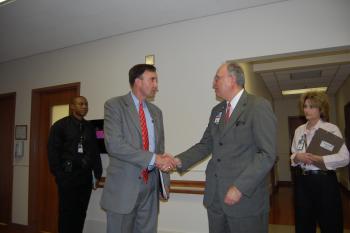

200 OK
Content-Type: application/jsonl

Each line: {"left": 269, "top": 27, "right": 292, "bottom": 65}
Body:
{"left": 282, "top": 87, "right": 327, "bottom": 95}
{"left": 0, "top": 0, "right": 16, "bottom": 6}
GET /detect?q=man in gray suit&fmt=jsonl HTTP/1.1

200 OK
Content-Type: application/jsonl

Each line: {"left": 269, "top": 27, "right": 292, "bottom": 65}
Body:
{"left": 101, "top": 64, "right": 175, "bottom": 233}
{"left": 174, "top": 62, "right": 276, "bottom": 233}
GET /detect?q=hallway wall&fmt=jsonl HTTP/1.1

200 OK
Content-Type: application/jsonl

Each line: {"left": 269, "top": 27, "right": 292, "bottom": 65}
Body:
{"left": 0, "top": 0, "right": 350, "bottom": 232}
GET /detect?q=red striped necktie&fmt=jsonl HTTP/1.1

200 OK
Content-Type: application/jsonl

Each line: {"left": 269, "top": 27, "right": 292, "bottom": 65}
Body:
{"left": 139, "top": 102, "right": 149, "bottom": 150}
{"left": 224, "top": 102, "right": 231, "bottom": 123}
{"left": 139, "top": 101, "right": 149, "bottom": 183}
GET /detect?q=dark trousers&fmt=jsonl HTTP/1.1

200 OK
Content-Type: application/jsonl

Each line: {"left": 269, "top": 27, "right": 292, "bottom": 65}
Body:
{"left": 294, "top": 172, "right": 343, "bottom": 233}
{"left": 58, "top": 183, "right": 92, "bottom": 233}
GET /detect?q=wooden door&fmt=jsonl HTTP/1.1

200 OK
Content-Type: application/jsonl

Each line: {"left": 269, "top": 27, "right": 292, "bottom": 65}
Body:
{"left": 288, "top": 116, "right": 306, "bottom": 183}
{"left": 288, "top": 116, "right": 307, "bottom": 150}
{"left": 0, "top": 93, "right": 15, "bottom": 230}
{"left": 344, "top": 102, "right": 350, "bottom": 183}
{"left": 29, "top": 83, "right": 79, "bottom": 233}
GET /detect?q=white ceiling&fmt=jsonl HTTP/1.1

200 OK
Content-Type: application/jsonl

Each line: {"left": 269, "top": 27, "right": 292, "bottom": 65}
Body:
{"left": 0, "top": 0, "right": 285, "bottom": 63}
{"left": 257, "top": 62, "right": 350, "bottom": 99}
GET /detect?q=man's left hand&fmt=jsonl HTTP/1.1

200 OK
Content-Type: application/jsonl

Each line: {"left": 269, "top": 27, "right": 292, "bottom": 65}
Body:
{"left": 224, "top": 185, "right": 242, "bottom": 205}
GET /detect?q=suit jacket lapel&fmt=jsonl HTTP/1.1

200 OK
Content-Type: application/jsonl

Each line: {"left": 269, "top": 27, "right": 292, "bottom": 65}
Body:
{"left": 123, "top": 93, "right": 141, "bottom": 135}
{"left": 220, "top": 91, "right": 248, "bottom": 138}
{"left": 218, "top": 103, "right": 226, "bottom": 133}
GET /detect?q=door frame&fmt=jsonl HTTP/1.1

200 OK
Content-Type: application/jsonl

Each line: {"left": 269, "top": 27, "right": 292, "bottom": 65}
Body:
{"left": 0, "top": 92, "right": 15, "bottom": 230}
{"left": 28, "top": 83, "right": 80, "bottom": 231}
{"left": 287, "top": 115, "right": 306, "bottom": 185}
{"left": 344, "top": 102, "right": 350, "bottom": 184}
{"left": 288, "top": 115, "right": 307, "bottom": 150}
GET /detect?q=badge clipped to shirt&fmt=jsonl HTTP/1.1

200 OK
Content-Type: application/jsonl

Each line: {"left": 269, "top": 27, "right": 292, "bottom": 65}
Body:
{"left": 214, "top": 112, "right": 222, "bottom": 124}
{"left": 296, "top": 134, "right": 306, "bottom": 151}
{"left": 77, "top": 142, "right": 84, "bottom": 154}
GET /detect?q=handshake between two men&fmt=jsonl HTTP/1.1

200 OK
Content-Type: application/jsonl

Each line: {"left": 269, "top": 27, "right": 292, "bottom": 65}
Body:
{"left": 155, "top": 153, "right": 181, "bottom": 172}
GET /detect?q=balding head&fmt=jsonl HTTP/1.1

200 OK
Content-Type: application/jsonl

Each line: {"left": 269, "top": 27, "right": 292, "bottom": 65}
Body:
{"left": 213, "top": 63, "right": 244, "bottom": 101}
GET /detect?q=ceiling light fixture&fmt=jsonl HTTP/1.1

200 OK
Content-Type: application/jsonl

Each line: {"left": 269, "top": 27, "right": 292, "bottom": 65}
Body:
{"left": 0, "top": 0, "right": 16, "bottom": 6}
{"left": 282, "top": 87, "right": 327, "bottom": 96}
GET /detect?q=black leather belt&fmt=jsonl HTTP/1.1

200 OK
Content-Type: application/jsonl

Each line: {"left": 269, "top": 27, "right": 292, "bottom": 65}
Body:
{"left": 295, "top": 166, "right": 335, "bottom": 176}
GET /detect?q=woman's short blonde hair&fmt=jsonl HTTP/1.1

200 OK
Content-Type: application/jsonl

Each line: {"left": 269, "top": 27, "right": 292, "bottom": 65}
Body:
{"left": 300, "top": 91, "right": 330, "bottom": 122}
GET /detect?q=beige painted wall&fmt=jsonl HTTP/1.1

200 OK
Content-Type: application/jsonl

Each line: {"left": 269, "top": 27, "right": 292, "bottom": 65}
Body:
{"left": 274, "top": 97, "right": 300, "bottom": 181}
{"left": 0, "top": 0, "right": 350, "bottom": 232}
{"left": 240, "top": 63, "right": 272, "bottom": 102}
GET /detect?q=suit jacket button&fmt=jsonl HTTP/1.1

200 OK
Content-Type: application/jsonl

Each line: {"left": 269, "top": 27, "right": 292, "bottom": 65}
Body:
{"left": 217, "top": 158, "right": 221, "bottom": 162}
{"left": 214, "top": 174, "right": 217, "bottom": 177}
{"left": 219, "top": 142, "right": 223, "bottom": 146}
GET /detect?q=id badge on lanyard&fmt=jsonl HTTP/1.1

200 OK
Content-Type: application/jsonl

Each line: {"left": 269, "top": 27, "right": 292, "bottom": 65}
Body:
{"left": 78, "top": 123, "right": 84, "bottom": 154}
{"left": 296, "top": 134, "right": 306, "bottom": 151}
{"left": 78, "top": 140, "right": 84, "bottom": 154}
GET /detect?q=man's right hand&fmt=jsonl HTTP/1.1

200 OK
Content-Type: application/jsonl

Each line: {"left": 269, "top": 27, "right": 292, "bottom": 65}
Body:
{"left": 155, "top": 153, "right": 177, "bottom": 172}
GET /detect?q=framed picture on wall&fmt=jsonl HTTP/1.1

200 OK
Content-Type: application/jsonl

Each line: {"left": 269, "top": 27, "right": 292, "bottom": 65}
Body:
{"left": 15, "top": 125, "right": 27, "bottom": 140}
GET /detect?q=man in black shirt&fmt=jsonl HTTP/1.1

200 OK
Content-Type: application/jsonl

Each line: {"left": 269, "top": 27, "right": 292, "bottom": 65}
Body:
{"left": 48, "top": 96, "right": 102, "bottom": 233}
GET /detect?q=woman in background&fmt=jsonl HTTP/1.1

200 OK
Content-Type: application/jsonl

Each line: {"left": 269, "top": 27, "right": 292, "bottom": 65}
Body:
{"left": 290, "top": 91, "right": 349, "bottom": 233}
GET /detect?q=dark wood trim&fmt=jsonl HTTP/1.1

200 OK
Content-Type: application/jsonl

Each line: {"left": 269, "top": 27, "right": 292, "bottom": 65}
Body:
{"left": 0, "top": 92, "right": 16, "bottom": 229}
{"left": 28, "top": 91, "right": 40, "bottom": 231}
{"left": 0, "top": 223, "right": 32, "bottom": 233}
{"left": 28, "top": 83, "right": 80, "bottom": 231}
{"left": 98, "top": 177, "right": 205, "bottom": 194}
{"left": 170, "top": 180, "right": 205, "bottom": 194}
{"left": 339, "top": 182, "right": 350, "bottom": 197}
{"left": 0, "top": 92, "right": 16, "bottom": 98}
{"left": 31, "top": 82, "right": 81, "bottom": 93}
{"left": 344, "top": 102, "right": 350, "bottom": 184}
{"left": 8, "top": 223, "right": 32, "bottom": 233}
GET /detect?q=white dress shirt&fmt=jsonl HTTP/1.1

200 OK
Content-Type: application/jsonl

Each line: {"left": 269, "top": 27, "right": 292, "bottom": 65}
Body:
{"left": 227, "top": 89, "right": 244, "bottom": 116}
{"left": 290, "top": 119, "right": 349, "bottom": 170}
{"left": 130, "top": 92, "right": 156, "bottom": 169}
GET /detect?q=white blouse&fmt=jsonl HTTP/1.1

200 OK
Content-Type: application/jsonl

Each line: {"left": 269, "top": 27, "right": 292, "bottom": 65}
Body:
{"left": 290, "top": 120, "right": 349, "bottom": 170}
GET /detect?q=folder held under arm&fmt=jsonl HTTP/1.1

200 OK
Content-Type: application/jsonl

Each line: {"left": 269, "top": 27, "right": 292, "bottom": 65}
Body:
{"left": 306, "top": 128, "right": 344, "bottom": 156}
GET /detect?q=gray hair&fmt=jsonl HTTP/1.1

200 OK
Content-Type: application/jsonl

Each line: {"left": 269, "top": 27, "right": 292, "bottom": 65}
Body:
{"left": 227, "top": 62, "right": 245, "bottom": 87}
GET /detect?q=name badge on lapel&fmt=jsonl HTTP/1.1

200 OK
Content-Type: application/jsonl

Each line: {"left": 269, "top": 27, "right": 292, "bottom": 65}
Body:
{"left": 214, "top": 112, "right": 222, "bottom": 124}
